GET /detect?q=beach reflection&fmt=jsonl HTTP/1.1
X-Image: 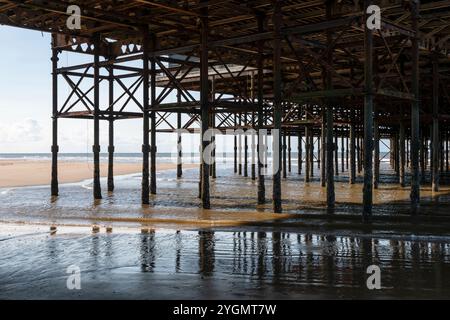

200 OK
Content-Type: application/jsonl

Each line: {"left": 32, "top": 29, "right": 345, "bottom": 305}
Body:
{"left": 0, "top": 227, "right": 450, "bottom": 299}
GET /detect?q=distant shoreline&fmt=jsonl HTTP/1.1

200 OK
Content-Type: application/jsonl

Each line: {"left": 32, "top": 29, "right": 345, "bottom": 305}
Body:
{"left": 0, "top": 159, "right": 197, "bottom": 188}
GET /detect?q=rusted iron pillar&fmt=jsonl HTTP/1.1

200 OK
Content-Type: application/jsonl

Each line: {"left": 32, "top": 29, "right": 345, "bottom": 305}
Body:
{"left": 325, "top": 1, "right": 335, "bottom": 212}
{"left": 373, "top": 109, "right": 380, "bottom": 189}
{"left": 93, "top": 34, "right": 102, "bottom": 200}
{"left": 272, "top": 0, "right": 283, "bottom": 213}
{"left": 321, "top": 109, "right": 326, "bottom": 187}
{"left": 142, "top": 28, "right": 150, "bottom": 204}
{"left": 177, "top": 91, "right": 183, "bottom": 178}
{"left": 432, "top": 56, "right": 440, "bottom": 192}
{"left": 400, "top": 122, "right": 406, "bottom": 187}
{"left": 51, "top": 34, "right": 59, "bottom": 197}
{"left": 349, "top": 108, "right": 356, "bottom": 184}
{"left": 257, "top": 13, "right": 266, "bottom": 205}
{"left": 410, "top": 0, "right": 421, "bottom": 213}
{"left": 200, "top": 1, "right": 210, "bottom": 209}
{"left": 150, "top": 35, "right": 157, "bottom": 195}
{"left": 107, "top": 61, "right": 115, "bottom": 192}
{"left": 363, "top": 0, "right": 374, "bottom": 220}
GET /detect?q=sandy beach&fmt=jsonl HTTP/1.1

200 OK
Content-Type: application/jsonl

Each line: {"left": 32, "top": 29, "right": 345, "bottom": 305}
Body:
{"left": 0, "top": 160, "right": 196, "bottom": 188}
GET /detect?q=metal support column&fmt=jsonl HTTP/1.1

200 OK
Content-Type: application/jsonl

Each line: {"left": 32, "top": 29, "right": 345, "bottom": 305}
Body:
{"left": 272, "top": 0, "right": 282, "bottom": 213}
{"left": 363, "top": 0, "right": 374, "bottom": 220}
{"left": 200, "top": 1, "right": 210, "bottom": 209}
{"left": 432, "top": 56, "right": 440, "bottom": 192}
{"left": 51, "top": 34, "right": 59, "bottom": 197}
{"left": 93, "top": 34, "right": 102, "bottom": 200}
{"left": 142, "top": 28, "right": 150, "bottom": 204}
{"left": 410, "top": 0, "right": 421, "bottom": 213}
{"left": 107, "top": 61, "right": 115, "bottom": 192}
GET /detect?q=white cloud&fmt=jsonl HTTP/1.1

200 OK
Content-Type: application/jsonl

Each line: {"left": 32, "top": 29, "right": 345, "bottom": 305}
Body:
{"left": 0, "top": 118, "right": 43, "bottom": 143}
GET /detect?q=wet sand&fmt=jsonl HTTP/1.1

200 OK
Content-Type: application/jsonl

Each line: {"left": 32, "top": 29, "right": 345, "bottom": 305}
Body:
{"left": 0, "top": 160, "right": 196, "bottom": 188}
{"left": 1, "top": 223, "right": 449, "bottom": 299}
{"left": 1, "top": 162, "right": 450, "bottom": 299}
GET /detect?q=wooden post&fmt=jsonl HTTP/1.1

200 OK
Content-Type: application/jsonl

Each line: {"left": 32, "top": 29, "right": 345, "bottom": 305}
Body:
{"left": 93, "top": 34, "right": 102, "bottom": 200}
{"left": 51, "top": 34, "right": 59, "bottom": 197}
{"left": 272, "top": 0, "right": 282, "bottom": 213}
{"left": 410, "top": 0, "right": 421, "bottom": 213}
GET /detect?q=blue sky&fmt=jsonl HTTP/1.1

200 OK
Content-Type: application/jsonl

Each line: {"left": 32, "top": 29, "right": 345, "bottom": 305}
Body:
{"left": 0, "top": 26, "right": 184, "bottom": 154}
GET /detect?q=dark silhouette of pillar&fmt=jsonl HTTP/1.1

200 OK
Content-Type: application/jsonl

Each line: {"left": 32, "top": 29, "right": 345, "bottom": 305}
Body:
{"left": 410, "top": 0, "right": 421, "bottom": 213}
{"left": 272, "top": 0, "right": 282, "bottom": 213}
{"left": 51, "top": 34, "right": 59, "bottom": 197}
{"left": 432, "top": 56, "right": 440, "bottom": 192}
{"left": 200, "top": 1, "right": 210, "bottom": 209}
{"left": 142, "top": 28, "right": 150, "bottom": 204}
{"left": 108, "top": 61, "right": 115, "bottom": 192}
{"left": 363, "top": 0, "right": 374, "bottom": 220}
{"left": 93, "top": 34, "right": 102, "bottom": 200}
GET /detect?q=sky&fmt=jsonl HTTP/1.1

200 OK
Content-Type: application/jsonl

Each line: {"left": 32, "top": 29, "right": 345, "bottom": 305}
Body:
{"left": 0, "top": 26, "right": 193, "bottom": 154}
